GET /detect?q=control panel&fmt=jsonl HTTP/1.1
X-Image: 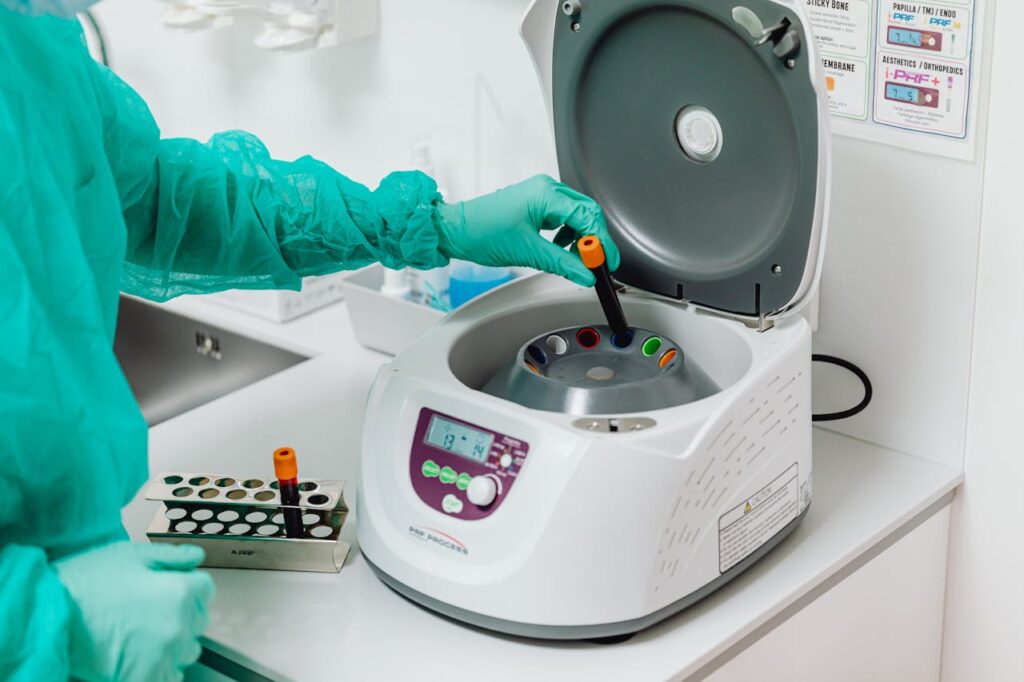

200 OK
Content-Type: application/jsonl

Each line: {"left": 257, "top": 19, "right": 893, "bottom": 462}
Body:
{"left": 409, "top": 408, "right": 529, "bottom": 520}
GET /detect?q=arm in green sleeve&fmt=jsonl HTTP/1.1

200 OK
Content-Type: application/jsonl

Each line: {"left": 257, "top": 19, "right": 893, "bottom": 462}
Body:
{"left": 0, "top": 224, "right": 129, "bottom": 682}
{"left": 90, "top": 63, "right": 448, "bottom": 301}
{"left": 0, "top": 277, "right": 73, "bottom": 679}
{"left": 0, "top": 546, "right": 71, "bottom": 681}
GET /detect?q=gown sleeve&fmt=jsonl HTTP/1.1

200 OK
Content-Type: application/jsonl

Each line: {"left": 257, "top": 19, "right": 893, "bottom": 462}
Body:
{"left": 88, "top": 62, "right": 449, "bottom": 301}
{"left": 0, "top": 545, "right": 71, "bottom": 681}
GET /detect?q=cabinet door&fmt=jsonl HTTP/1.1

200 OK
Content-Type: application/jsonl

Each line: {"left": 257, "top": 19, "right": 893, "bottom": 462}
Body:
{"left": 704, "top": 507, "right": 949, "bottom": 682}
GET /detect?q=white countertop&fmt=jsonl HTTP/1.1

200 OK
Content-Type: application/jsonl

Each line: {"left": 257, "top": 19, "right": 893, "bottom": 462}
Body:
{"left": 121, "top": 295, "right": 962, "bottom": 682}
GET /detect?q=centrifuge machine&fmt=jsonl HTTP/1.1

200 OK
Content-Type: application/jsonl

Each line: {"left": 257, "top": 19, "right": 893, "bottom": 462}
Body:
{"left": 358, "top": 0, "right": 830, "bottom": 639}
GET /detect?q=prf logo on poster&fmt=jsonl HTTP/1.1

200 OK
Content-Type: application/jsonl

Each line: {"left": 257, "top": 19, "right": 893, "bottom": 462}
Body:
{"left": 891, "top": 13, "right": 956, "bottom": 28}
{"left": 891, "top": 68, "right": 933, "bottom": 85}
{"left": 892, "top": 13, "right": 951, "bottom": 24}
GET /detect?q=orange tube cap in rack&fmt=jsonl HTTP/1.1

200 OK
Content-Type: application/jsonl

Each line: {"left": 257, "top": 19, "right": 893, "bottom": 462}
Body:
{"left": 578, "top": 236, "right": 606, "bottom": 269}
{"left": 273, "top": 447, "right": 298, "bottom": 481}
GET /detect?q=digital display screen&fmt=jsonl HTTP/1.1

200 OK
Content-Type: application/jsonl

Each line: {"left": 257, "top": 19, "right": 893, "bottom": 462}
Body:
{"left": 886, "top": 83, "right": 920, "bottom": 104}
{"left": 889, "top": 27, "right": 922, "bottom": 47}
{"left": 425, "top": 416, "right": 494, "bottom": 463}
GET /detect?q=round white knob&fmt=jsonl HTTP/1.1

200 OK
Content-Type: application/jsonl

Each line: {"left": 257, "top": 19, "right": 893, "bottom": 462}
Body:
{"left": 675, "top": 106, "right": 723, "bottom": 164}
{"left": 466, "top": 476, "right": 498, "bottom": 507}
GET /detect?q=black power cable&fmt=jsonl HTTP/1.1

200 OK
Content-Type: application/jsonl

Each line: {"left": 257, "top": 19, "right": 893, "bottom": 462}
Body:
{"left": 811, "top": 354, "right": 872, "bottom": 422}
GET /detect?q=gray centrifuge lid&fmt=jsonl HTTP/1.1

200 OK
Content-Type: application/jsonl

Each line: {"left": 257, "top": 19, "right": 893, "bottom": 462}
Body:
{"left": 542, "top": 0, "right": 828, "bottom": 319}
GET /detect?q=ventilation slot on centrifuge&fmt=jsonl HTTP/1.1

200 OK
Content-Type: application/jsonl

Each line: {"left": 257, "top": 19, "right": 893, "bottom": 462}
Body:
{"left": 648, "top": 369, "right": 805, "bottom": 596}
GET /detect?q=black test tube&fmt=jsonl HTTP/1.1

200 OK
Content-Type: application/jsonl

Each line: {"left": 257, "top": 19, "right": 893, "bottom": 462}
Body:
{"left": 274, "top": 447, "right": 304, "bottom": 538}
{"left": 578, "top": 236, "right": 630, "bottom": 340}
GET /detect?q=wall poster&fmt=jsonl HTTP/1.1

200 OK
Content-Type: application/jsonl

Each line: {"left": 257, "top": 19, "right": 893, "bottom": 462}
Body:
{"left": 804, "top": 0, "right": 983, "bottom": 160}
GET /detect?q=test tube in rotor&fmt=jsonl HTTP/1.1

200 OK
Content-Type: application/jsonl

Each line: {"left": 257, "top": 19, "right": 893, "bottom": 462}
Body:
{"left": 578, "top": 236, "right": 631, "bottom": 344}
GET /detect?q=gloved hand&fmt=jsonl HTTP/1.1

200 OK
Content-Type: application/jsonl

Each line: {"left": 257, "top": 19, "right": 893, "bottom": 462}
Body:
{"left": 54, "top": 541, "right": 215, "bottom": 682}
{"left": 436, "top": 174, "right": 620, "bottom": 287}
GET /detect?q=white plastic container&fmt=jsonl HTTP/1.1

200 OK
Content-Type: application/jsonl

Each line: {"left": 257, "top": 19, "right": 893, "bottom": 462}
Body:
{"left": 339, "top": 265, "right": 446, "bottom": 356}
{"left": 340, "top": 264, "right": 533, "bottom": 356}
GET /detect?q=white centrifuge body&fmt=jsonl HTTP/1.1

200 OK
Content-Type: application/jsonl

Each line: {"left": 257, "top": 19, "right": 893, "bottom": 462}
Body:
{"left": 358, "top": 0, "right": 829, "bottom": 639}
{"left": 358, "top": 275, "right": 814, "bottom": 638}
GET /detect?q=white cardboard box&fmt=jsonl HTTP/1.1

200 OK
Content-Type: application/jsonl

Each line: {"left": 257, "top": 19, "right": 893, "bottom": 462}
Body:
{"left": 208, "top": 272, "right": 349, "bottom": 323}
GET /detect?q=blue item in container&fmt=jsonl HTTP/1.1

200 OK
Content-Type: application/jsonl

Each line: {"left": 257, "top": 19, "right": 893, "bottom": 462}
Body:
{"left": 449, "top": 263, "right": 515, "bottom": 308}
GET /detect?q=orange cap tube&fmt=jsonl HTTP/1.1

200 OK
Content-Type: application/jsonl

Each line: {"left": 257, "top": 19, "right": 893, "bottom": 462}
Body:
{"left": 273, "top": 447, "right": 298, "bottom": 481}
{"left": 578, "top": 236, "right": 606, "bottom": 269}
{"left": 577, "top": 235, "right": 630, "bottom": 340}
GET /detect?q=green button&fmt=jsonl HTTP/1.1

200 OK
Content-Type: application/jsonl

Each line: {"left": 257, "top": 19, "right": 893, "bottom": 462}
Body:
{"left": 641, "top": 336, "right": 663, "bottom": 357}
{"left": 421, "top": 460, "right": 440, "bottom": 478}
{"left": 456, "top": 473, "right": 472, "bottom": 490}
{"left": 439, "top": 467, "right": 457, "bottom": 485}
{"left": 442, "top": 494, "right": 464, "bottom": 514}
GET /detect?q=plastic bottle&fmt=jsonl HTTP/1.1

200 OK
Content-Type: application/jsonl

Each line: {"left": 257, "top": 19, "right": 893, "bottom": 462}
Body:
{"left": 379, "top": 267, "right": 411, "bottom": 301}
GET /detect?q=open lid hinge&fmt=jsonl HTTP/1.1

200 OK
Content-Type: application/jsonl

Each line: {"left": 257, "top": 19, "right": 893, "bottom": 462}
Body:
{"left": 754, "top": 283, "right": 775, "bottom": 332}
{"left": 617, "top": 283, "right": 776, "bottom": 330}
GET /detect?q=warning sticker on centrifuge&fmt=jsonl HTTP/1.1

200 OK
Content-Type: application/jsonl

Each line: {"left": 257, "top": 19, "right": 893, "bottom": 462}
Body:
{"left": 718, "top": 464, "right": 799, "bottom": 574}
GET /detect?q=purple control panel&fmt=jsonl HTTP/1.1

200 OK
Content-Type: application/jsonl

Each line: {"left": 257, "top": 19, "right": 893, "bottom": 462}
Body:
{"left": 409, "top": 408, "right": 529, "bottom": 520}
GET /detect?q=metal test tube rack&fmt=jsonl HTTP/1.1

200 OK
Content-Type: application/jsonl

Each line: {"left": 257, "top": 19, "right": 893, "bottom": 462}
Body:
{"left": 145, "top": 472, "right": 351, "bottom": 573}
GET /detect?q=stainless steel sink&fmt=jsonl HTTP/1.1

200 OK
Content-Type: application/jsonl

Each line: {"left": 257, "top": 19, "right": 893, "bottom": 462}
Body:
{"left": 114, "top": 296, "right": 309, "bottom": 426}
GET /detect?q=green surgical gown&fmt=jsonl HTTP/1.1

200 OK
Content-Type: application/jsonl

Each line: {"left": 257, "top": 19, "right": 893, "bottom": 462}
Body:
{"left": 0, "top": 12, "right": 449, "bottom": 679}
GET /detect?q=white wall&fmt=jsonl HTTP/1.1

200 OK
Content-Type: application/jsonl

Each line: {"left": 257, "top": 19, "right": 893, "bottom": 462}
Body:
{"left": 93, "top": 0, "right": 557, "bottom": 201}
{"left": 811, "top": 135, "right": 986, "bottom": 468}
{"left": 941, "top": 1, "right": 1024, "bottom": 678}
{"left": 809, "top": 0, "right": 995, "bottom": 468}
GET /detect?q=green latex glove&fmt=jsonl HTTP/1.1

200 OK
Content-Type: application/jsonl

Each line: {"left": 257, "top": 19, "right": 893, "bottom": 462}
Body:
{"left": 437, "top": 175, "right": 620, "bottom": 287}
{"left": 54, "top": 542, "right": 215, "bottom": 682}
